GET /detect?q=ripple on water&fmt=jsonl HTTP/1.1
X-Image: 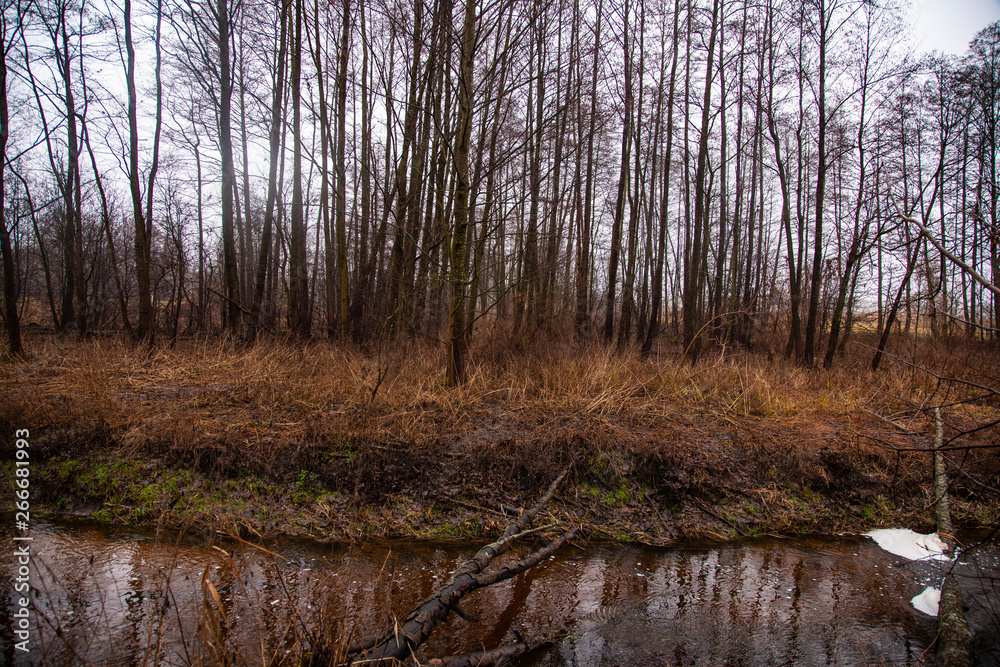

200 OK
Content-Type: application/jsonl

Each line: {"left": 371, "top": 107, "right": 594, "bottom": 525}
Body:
{"left": 1, "top": 523, "right": 997, "bottom": 666}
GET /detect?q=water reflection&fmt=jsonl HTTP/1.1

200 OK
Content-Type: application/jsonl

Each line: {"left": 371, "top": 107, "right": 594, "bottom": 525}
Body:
{"left": 0, "top": 523, "right": 997, "bottom": 665}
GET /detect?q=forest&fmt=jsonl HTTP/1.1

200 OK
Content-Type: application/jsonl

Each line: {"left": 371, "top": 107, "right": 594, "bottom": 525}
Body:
{"left": 3, "top": 0, "right": 1000, "bottom": 662}
{"left": 0, "top": 0, "right": 997, "bottom": 378}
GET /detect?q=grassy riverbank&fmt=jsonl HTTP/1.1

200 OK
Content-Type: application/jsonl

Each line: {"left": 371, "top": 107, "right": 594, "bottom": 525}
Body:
{"left": 2, "top": 333, "right": 998, "bottom": 543}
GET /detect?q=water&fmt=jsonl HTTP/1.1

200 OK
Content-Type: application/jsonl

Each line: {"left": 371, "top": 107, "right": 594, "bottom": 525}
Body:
{"left": 1, "top": 521, "right": 997, "bottom": 665}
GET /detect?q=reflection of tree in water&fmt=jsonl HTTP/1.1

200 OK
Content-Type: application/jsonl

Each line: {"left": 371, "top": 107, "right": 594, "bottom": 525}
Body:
{"left": 10, "top": 521, "right": 1000, "bottom": 665}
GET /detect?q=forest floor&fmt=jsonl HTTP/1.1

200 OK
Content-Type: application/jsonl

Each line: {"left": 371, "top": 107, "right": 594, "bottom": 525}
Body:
{"left": 2, "top": 329, "right": 999, "bottom": 545}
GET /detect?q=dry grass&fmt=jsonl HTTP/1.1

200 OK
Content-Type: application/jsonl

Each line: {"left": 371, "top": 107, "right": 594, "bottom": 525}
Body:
{"left": 2, "top": 330, "right": 998, "bottom": 541}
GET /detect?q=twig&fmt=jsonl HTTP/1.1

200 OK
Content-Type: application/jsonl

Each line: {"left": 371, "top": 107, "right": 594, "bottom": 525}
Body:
{"left": 206, "top": 286, "right": 252, "bottom": 315}
{"left": 688, "top": 498, "right": 749, "bottom": 538}
{"left": 442, "top": 497, "right": 520, "bottom": 518}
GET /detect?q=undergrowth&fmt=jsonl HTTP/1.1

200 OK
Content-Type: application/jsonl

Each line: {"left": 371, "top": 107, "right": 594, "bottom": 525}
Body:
{"left": 1, "top": 330, "right": 998, "bottom": 541}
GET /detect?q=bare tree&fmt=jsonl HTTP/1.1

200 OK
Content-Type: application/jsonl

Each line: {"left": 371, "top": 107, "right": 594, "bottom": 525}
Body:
{"left": 445, "top": 0, "right": 476, "bottom": 386}
{"left": 0, "top": 0, "right": 28, "bottom": 355}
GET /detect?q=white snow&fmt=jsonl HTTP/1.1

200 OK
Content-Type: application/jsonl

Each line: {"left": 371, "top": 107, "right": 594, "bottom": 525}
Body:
{"left": 911, "top": 587, "right": 941, "bottom": 617}
{"left": 864, "top": 529, "right": 951, "bottom": 562}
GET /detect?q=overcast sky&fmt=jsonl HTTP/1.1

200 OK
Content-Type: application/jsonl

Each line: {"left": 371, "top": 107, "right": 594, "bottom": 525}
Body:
{"left": 909, "top": 0, "right": 1000, "bottom": 55}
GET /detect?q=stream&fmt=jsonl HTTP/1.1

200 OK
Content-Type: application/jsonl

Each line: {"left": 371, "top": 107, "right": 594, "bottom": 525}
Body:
{"left": 1, "top": 520, "right": 998, "bottom": 665}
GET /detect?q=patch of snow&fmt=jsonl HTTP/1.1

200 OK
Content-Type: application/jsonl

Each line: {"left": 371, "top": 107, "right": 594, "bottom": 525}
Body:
{"left": 911, "top": 586, "right": 940, "bottom": 616}
{"left": 865, "top": 529, "right": 950, "bottom": 562}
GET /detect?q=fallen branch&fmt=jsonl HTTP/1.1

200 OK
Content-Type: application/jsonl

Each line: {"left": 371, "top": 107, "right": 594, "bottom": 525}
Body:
{"left": 890, "top": 442, "right": 1000, "bottom": 453}
{"left": 206, "top": 286, "right": 253, "bottom": 315}
{"left": 442, "top": 497, "right": 521, "bottom": 518}
{"left": 426, "top": 637, "right": 549, "bottom": 666}
{"left": 689, "top": 498, "right": 749, "bottom": 538}
{"left": 903, "top": 214, "right": 1000, "bottom": 300}
{"left": 936, "top": 574, "right": 972, "bottom": 667}
{"left": 350, "top": 467, "right": 575, "bottom": 665}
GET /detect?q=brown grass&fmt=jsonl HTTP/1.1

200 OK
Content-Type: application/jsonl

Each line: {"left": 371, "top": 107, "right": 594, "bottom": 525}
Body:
{"left": 2, "top": 330, "right": 998, "bottom": 541}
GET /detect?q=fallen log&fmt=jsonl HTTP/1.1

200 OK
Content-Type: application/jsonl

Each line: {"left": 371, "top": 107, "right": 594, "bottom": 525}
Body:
{"left": 350, "top": 467, "right": 576, "bottom": 666}
{"left": 932, "top": 408, "right": 972, "bottom": 667}
{"left": 937, "top": 573, "right": 972, "bottom": 667}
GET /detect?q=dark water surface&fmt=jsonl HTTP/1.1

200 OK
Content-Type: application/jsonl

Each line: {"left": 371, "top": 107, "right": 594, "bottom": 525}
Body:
{"left": 1, "top": 521, "right": 997, "bottom": 666}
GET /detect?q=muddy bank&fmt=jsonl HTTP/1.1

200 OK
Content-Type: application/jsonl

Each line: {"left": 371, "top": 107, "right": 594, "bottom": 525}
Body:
{"left": 7, "top": 407, "right": 998, "bottom": 544}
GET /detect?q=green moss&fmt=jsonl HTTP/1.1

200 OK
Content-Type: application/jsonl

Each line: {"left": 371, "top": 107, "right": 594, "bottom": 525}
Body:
{"left": 586, "top": 454, "right": 609, "bottom": 475}
{"left": 92, "top": 509, "right": 114, "bottom": 523}
{"left": 185, "top": 494, "right": 208, "bottom": 514}
{"left": 137, "top": 484, "right": 162, "bottom": 505}
{"left": 610, "top": 530, "right": 634, "bottom": 543}
{"left": 57, "top": 459, "right": 78, "bottom": 480}
{"left": 324, "top": 442, "right": 361, "bottom": 465}
{"left": 799, "top": 485, "right": 822, "bottom": 505}
{"left": 289, "top": 470, "right": 330, "bottom": 505}
{"left": 602, "top": 483, "right": 630, "bottom": 508}
{"left": 852, "top": 495, "right": 895, "bottom": 525}
{"left": 459, "top": 517, "right": 481, "bottom": 537}
{"left": 432, "top": 522, "right": 459, "bottom": 538}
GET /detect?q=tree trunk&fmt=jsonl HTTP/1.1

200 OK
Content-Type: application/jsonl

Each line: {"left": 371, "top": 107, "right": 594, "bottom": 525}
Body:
{"left": 682, "top": 0, "right": 720, "bottom": 362}
{"left": 446, "top": 0, "right": 475, "bottom": 387}
{"left": 335, "top": 0, "right": 351, "bottom": 339}
{"left": 251, "top": 0, "right": 289, "bottom": 337}
{"left": 0, "top": 19, "right": 20, "bottom": 355}
{"left": 605, "top": 0, "right": 632, "bottom": 343}
{"left": 803, "top": 0, "right": 828, "bottom": 366}
{"left": 289, "top": 0, "right": 310, "bottom": 337}
{"left": 642, "top": 0, "right": 680, "bottom": 357}
{"left": 218, "top": 0, "right": 242, "bottom": 336}
{"left": 575, "top": 0, "right": 602, "bottom": 340}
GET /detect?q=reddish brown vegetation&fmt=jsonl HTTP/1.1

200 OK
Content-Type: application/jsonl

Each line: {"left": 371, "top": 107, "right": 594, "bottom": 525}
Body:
{"left": 1, "top": 331, "right": 998, "bottom": 541}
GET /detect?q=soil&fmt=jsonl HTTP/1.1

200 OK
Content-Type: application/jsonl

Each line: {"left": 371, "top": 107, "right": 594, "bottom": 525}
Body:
{"left": 8, "top": 403, "right": 998, "bottom": 545}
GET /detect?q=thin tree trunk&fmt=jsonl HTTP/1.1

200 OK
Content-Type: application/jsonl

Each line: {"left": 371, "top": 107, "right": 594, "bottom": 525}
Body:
{"left": 682, "top": 0, "right": 721, "bottom": 362}
{"left": 350, "top": 0, "right": 371, "bottom": 343}
{"left": 575, "top": 0, "right": 602, "bottom": 339}
{"left": 446, "top": 0, "right": 476, "bottom": 387}
{"left": 82, "top": 121, "right": 131, "bottom": 335}
{"left": 218, "top": 0, "right": 242, "bottom": 336}
{"left": 289, "top": 0, "right": 309, "bottom": 337}
{"left": 803, "top": 0, "right": 828, "bottom": 366}
{"left": 641, "top": 0, "right": 681, "bottom": 357}
{"left": 251, "top": 0, "right": 289, "bottom": 337}
{"left": 605, "top": 0, "right": 632, "bottom": 343}
{"left": 0, "top": 8, "right": 20, "bottom": 355}
{"left": 335, "top": 0, "right": 351, "bottom": 338}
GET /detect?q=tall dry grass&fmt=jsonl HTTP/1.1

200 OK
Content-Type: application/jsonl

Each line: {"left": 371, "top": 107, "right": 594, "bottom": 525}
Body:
{"left": 3, "top": 331, "right": 996, "bottom": 454}
{"left": 1, "top": 328, "right": 998, "bottom": 545}
{"left": 2, "top": 330, "right": 998, "bottom": 529}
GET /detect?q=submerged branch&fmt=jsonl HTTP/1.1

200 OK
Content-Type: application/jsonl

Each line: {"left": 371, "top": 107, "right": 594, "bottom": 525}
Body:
{"left": 349, "top": 467, "right": 575, "bottom": 665}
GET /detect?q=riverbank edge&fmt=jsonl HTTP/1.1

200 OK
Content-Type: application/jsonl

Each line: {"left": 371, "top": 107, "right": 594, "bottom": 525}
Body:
{"left": 5, "top": 417, "right": 997, "bottom": 546}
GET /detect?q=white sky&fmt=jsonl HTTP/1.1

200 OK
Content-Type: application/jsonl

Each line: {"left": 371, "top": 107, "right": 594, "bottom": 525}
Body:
{"left": 909, "top": 0, "right": 1000, "bottom": 55}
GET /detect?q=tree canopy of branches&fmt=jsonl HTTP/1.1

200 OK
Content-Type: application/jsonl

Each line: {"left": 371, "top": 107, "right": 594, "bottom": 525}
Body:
{"left": 4, "top": 0, "right": 1000, "bottom": 378}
